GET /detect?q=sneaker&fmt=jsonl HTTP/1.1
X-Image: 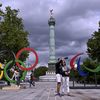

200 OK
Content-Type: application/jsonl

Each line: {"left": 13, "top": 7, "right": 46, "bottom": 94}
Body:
{"left": 18, "top": 85, "right": 21, "bottom": 88}
{"left": 55, "top": 93, "right": 62, "bottom": 97}
{"left": 67, "top": 93, "right": 71, "bottom": 96}
{"left": 61, "top": 92, "right": 65, "bottom": 96}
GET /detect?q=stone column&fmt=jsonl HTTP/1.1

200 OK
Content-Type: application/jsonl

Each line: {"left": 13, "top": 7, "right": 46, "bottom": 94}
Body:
{"left": 48, "top": 13, "right": 56, "bottom": 71}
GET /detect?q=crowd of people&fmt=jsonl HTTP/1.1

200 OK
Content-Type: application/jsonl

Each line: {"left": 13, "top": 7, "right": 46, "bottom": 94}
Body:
{"left": 11, "top": 69, "right": 35, "bottom": 88}
{"left": 55, "top": 57, "right": 71, "bottom": 96}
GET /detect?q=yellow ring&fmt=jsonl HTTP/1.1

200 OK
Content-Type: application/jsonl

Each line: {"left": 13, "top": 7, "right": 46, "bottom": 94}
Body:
{"left": 0, "top": 63, "right": 4, "bottom": 80}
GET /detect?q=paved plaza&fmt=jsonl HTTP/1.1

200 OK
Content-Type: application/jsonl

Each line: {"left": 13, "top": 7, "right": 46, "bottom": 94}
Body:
{"left": 0, "top": 82, "right": 100, "bottom": 100}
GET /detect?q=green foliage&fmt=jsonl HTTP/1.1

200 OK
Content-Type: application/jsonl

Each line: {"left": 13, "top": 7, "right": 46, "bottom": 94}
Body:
{"left": 83, "top": 58, "right": 98, "bottom": 69}
{"left": 75, "top": 58, "right": 100, "bottom": 84}
{"left": 87, "top": 22, "right": 100, "bottom": 62}
{"left": 0, "top": 6, "right": 29, "bottom": 82}
{"left": 34, "top": 66, "right": 48, "bottom": 78}
{"left": 86, "top": 21, "right": 100, "bottom": 83}
{"left": 0, "top": 6, "right": 29, "bottom": 54}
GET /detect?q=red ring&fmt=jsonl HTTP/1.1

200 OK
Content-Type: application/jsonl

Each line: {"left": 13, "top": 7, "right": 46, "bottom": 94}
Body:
{"left": 70, "top": 53, "right": 83, "bottom": 69}
{"left": 16, "top": 48, "right": 38, "bottom": 71}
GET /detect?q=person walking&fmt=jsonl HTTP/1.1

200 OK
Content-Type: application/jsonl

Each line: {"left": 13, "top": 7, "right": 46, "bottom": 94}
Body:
{"left": 29, "top": 71, "right": 35, "bottom": 87}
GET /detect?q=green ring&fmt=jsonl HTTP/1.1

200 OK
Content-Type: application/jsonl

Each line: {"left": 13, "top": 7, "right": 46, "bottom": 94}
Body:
{"left": 84, "top": 64, "right": 100, "bottom": 73}
{"left": 4, "top": 59, "right": 27, "bottom": 83}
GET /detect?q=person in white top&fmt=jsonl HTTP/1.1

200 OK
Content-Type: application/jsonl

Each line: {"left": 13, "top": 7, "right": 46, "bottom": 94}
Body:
{"left": 61, "top": 57, "right": 71, "bottom": 96}
{"left": 11, "top": 69, "right": 20, "bottom": 87}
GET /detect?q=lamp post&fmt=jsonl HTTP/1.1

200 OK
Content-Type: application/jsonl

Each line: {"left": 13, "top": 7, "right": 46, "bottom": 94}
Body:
{"left": 0, "top": 3, "right": 2, "bottom": 20}
{"left": 0, "top": 3, "right": 2, "bottom": 7}
{"left": 0, "top": 3, "right": 2, "bottom": 39}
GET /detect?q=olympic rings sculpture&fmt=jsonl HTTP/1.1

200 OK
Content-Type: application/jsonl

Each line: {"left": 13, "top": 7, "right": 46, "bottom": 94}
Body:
{"left": 1, "top": 48, "right": 100, "bottom": 83}
{"left": 16, "top": 48, "right": 38, "bottom": 71}
{"left": 70, "top": 53, "right": 100, "bottom": 76}
{"left": 0, "top": 47, "right": 38, "bottom": 83}
{"left": 0, "top": 49, "right": 16, "bottom": 81}
{"left": 0, "top": 63, "right": 3, "bottom": 80}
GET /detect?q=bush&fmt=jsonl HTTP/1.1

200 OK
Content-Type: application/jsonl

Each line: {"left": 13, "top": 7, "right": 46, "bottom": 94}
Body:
{"left": 34, "top": 66, "right": 48, "bottom": 78}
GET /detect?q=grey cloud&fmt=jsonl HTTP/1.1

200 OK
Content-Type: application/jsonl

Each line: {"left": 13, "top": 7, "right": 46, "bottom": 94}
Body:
{"left": 1, "top": 0, "right": 100, "bottom": 66}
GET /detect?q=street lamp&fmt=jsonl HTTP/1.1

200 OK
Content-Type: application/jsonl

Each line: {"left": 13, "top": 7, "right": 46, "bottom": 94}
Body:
{"left": 0, "top": 3, "right": 2, "bottom": 20}
{"left": 0, "top": 3, "right": 2, "bottom": 7}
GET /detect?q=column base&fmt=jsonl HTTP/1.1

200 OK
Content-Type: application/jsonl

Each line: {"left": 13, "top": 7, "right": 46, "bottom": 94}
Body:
{"left": 48, "top": 62, "right": 56, "bottom": 72}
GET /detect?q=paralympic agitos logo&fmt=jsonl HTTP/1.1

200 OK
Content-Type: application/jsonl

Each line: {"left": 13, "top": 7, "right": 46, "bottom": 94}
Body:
{"left": 0, "top": 48, "right": 38, "bottom": 83}
{"left": 70, "top": 53, "right": 100, "bottom": 77}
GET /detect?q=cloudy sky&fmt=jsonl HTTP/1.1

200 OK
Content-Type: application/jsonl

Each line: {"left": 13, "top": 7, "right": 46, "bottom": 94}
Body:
{"left": 0, "top": 0, "right": 100, "bottom": 66}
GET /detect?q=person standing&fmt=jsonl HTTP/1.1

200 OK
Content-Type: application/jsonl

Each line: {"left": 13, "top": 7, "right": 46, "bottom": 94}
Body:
{"left": 55, "top": 58, "right": 63, "bottom": 96}
{"left": 15, "top": 70, "right": 20, "bottom": 87}
{"left": 61, "top": 58, "right": 70, "bottom": 96}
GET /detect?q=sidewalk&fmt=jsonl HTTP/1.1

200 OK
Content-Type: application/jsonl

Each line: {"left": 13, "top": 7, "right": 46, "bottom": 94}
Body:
{"left": 0, "top": 82, "right": 100, "bottom": 100}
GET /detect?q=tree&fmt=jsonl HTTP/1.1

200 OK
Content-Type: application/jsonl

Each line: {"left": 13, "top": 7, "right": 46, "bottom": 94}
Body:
{"left": 0, "top": 6, "right": 29, "bottom": 61}
{"left": 34, "top": 66, "right": 48, "bottom": 78}
{"left": 0, "top": 6, "right": 29, "bottom": 54}
{"left": 82, "top": 58, "right": 100, "bottom": 84}
{"left": 87, "top": 22, "right": 100, "bottom": 62}
{"left": 0, "top": 6, "right": 29, "bottom": 84}
{"left": 83, "top": 58, "right": 98, "bottom": 69}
